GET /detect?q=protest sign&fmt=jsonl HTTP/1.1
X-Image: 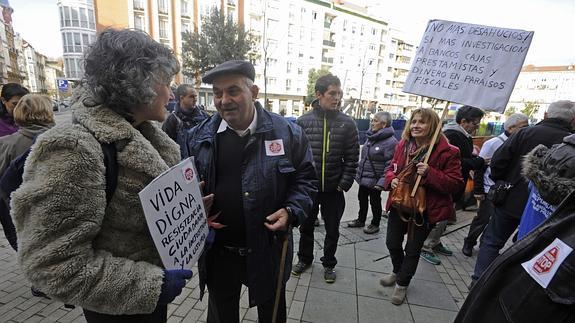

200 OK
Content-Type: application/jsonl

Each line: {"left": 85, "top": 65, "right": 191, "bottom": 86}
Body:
{"left": 139, "top": 157, "right": 208, "bottom": 270}
{"left": 403, "top": 20, "right": 534, "bottom": 112}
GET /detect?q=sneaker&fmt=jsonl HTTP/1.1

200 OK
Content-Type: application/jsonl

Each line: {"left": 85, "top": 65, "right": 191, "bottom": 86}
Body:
{"left": 391, "top": 284, "right": 407, "bottom": 305}
{"left": 314, "top": 218, "right": 320, "bottom": 227}
{"left": 347, "top": 219, "right": 365, "bottom": 228}
{"left": 324, "top": 267, "right": 336, "bottom": 283}
{"left": 363, "top": 224, "right": 380, "bottom": 234}
{"left": 379, "top": 273, "right": 397, "bottom": 287}
{"left": 461, "top": 242, "right": 473, "bottom": 257}
{"left": 433, "top": 243, "right": 453, "bottom": 256}
{"left": 291, "top": 261, "right": 311, "bottom": 276}
{"left": 420, "top": 250, "right": 441, "bottom": 265}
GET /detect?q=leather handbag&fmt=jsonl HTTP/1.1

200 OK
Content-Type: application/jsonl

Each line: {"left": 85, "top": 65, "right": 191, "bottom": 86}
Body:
{"left": 390, "top": 161, "right": 426, "bottom": 221}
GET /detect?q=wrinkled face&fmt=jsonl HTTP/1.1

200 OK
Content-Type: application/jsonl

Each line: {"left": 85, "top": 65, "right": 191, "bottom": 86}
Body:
{"left": 410, "top": 113, "right": 430, "bottom": 139}
{"left": 508, "top": 119, "right": 529, "bottom": 134}
{"left": 316, "top": 84, "right": 342, "bottom": 111}
{"left": 371, "top": 117, "right": 384, "bottom": 132}
{"left": 2, "top": 96, "right": 22, "bottom": 115}
{"left": 179, "top": 88, "right": 198, "bottom": 111}
{"left": 133, "top": 83, "right": 171, "bottom": 123}
{"left": 213, "top": 74, "right": 258, "bottom": 130}
{"left": 461, "top": 118, "right": 481, "bottom": 135}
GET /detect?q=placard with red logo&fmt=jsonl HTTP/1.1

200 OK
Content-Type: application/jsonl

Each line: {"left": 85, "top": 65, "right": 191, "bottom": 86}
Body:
{"left": 265, "top": 139, "right": 285, "bottom": 156}
{"left": 521, "top": 238, "right": 573, "bottom": 288}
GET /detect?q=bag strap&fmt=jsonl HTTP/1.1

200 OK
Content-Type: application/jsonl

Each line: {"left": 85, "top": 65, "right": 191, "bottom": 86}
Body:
{"left": 72, "top": 118, "right": 118, "bottom": 204}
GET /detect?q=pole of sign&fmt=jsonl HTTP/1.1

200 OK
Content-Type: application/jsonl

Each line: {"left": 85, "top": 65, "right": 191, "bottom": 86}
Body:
{"left": 410, "top": 101, "right": 450, "bottom": 197}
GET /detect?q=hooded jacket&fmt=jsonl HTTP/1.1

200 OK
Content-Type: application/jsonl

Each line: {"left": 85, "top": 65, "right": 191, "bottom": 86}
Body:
{"left": 490, "top": 118, "right": 573, "bottom": 219}
{"left": 522, "top": 133, "right": 575, "bottom": 205}
{"left": 162, "top": 104, "right": 208, "bottom": 144}
{"left": 355, "top": 126, "right": 398, "bottom": 188}
{"left": 11, "top": 86, "right": 181, "bottom": 315}
{"left": 297, "top": 100, "right": 359, "bottom": 192}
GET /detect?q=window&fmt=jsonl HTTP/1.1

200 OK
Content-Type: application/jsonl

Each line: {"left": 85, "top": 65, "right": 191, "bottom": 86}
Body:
{"left": 298, "top": 68, "right": 303, "bottom": 75}
{"left": 286, "top": 79, "right": 292, "bottom": 91}
{"left": 59, "top": 7, "right": 65, "bottom": 27}
{"left": 389, "top": 53, "right": 394, "bottom": 59}
{"left": 74, "top": 33, "right": 82, "bottom": 52}
{"left": 286, "top": 62, "right": 292, "bottom": 73}
{"left": 134, "top": 14, "right": 145, "bottom": 30}
{"left": 63, "top": 6, "right": 71, "bottom": 27}
{"left": 71, "top": 7, "right": 79, "bottom": 27}
{"left": 133, "top": 0, "right": 145, "bottom": 9}
{"left": 287, "top": 43, "right": 293, "bottom": 55}
{"left": 158, "top": 0, "right": 168, "bottom": 13}
{"left": 65, "top": 33, "right": 73, "bottom": 52}
{"left": 159, "top": 18, "right": 168, "bottom": 38}
{"left": 181, "top": 21, "right": 190, "bottom": 33}
{"left": 82, "top": 33, "right": 89, "bottom": 51}
{"left": 267, "top": 77, "right": 277, "bottom": 86}
{"left": 88, "top": 9, "right": 95, "bottom": 29}
{"left": 312, "top": 11, "right": 317, "bottom": 20}
{"left": 181, "top": 0, "right": 189, "bottom": 16}
{"left": 80, "top": 8, "right": 88, "bottom": 28}
{"left": 387, "top": 67, "right": 393, "bottom": 72}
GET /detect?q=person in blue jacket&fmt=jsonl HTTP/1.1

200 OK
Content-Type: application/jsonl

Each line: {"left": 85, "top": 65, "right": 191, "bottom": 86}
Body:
{"left": 182, "top": 60, "right": 317, "bottom": 323}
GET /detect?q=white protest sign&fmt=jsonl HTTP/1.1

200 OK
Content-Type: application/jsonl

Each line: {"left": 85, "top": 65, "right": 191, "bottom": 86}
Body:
{"left": 403, "top": 20, "right": 534, "bottom": 113}
{"left": 522, "top": 238, "right": 573, "bottom": 288}
{"left": 139, "top": 157, "right": 209, "bottom": 270}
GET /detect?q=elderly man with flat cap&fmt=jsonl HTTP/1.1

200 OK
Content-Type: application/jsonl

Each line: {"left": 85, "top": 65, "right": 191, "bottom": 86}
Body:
{"left": 182, "top": 60, "right": 317, "bottom": 323}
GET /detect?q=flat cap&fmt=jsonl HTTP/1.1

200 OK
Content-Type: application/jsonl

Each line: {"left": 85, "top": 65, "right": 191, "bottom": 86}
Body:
{"left": 202, "top": 60, "right": 255, "bottom": 84}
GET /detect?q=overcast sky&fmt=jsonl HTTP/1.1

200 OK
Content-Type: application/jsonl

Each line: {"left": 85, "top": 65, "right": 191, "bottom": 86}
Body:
{"left": 10, "top": 0, "right": 575, "bottom": 65}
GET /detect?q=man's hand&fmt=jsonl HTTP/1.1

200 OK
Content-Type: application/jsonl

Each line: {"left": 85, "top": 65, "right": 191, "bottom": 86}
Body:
{"left": 264, "top": 208, "right": 290, "bottom": 231}
{"left": 374, "top": 185, "right": 383, "bottom": 191}
{"left": 483, "top": 157, "right": 491, "bottom": 166}
{"left": 391, "top": 178, "right": 399, "bottom": 189}
{"left": 474, "top": 194, "right": 485, "bottom": 201}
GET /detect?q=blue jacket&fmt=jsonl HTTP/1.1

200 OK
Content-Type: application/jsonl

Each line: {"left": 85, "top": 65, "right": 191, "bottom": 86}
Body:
{"left": 182, "top": 102, "right": 317, "bottom": 306}
{"left": 355, "top": 127, "right": 397, "bottom": 189}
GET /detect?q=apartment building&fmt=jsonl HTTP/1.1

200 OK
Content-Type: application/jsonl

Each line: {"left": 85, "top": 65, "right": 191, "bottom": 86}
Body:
{"left": 22, "top": 40, "right": 48, "bottom": 93}
{"left": 507, "top": 64, "right": 575, "bottom": 120}
{"left": 57, "top": 0, "right": 97, "bottom": 81}
{"left": 0, "top": 2, "right": 24, "bottom": 84}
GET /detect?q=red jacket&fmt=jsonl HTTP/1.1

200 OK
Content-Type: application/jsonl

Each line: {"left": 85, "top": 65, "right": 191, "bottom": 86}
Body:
{"left": 384, "top": 136, "right": 464, "bottom": 224}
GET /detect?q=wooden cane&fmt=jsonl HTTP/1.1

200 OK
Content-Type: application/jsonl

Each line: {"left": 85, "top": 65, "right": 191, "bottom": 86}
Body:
{"left": 410, "top": 101, "right": 451, "bottom": 197}
{"left": 272, "top": 228, "right": 290, "bottom": 323}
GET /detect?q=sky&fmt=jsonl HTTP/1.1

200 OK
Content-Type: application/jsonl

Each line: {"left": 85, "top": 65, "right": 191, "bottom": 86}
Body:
{"left": 8, "top": 0, "right": 575, "bottom": 65}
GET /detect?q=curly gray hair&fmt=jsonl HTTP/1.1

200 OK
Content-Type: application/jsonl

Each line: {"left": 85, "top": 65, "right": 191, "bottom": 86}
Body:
{"left": 81, "top": 28, "right": 180, "bottom": 119}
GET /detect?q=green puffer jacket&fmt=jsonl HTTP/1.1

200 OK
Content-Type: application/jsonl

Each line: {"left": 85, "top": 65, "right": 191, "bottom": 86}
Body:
{"left": 11, "top": 88, "right": 181, "bottom": 315}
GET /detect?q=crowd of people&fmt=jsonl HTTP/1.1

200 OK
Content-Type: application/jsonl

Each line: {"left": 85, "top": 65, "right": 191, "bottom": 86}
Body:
{"left": 0, "top": 28, "right": 574, "bottom": 322}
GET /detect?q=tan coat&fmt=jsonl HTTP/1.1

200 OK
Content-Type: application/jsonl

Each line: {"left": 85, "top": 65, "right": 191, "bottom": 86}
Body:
{"left": 11, "top": 91, "right": 180, "bottom": 315}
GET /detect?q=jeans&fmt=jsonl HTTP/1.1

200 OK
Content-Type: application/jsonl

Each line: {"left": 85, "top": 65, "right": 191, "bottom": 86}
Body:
{"left": 357, "top": 185, "right": 383, "bottom": 226}
{"left": 297, "top": 191, "right": 345, "bottom": 268}
{"left": 206, "top": 249, "right": 286, "bottom": 323}
{"left": 386, "top": 209, "right": 432, "bottom": 286}
{"left": 472, "top": 207, "right": 520, "bottom": 281}
{"left": 464, "top": 199, "right": 495, "bottom": 246}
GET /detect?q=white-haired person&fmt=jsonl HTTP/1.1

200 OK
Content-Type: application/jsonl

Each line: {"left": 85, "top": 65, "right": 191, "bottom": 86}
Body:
{"left": 461, "top": 113, "right": 529, "bottom": 256}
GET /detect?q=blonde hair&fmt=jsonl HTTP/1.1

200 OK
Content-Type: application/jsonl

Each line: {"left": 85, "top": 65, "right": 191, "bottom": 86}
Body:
{"left": 401, "top": 108, "right": 441, "bottom": 143}
{"left": 13, "top": 94, "right": 54, "bottom": 127}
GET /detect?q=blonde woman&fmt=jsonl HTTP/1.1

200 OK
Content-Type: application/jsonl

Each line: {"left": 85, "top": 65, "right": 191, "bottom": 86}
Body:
{"left": 0, "top": 94, "right": 55, "bottom": 251}
{"left": 381, "top": 108, "right": 463, "bottom": 305}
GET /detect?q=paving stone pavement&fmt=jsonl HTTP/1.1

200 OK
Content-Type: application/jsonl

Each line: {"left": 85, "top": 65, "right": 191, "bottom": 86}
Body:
{"left": 0, "top": 183, "right": 500, "bottom": 322}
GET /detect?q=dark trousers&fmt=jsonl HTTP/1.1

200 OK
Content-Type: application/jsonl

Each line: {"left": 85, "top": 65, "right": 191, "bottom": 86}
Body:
{"left": 297, "top": 191, "right": 345, "bottom": 268}
{"left": 385, "top": 209, "right": 432, "bottom": 287}
{"left": 464, "top": 199, "right": 495, "bottom": 246}
{"left": 206, "top": 249, "right": 286, "bottom": 323}
{"left": 472, "top": 207, "right": 520, "bottom": 281}
{"left": 83, "top": 305, "right": 167, "bottom": 323}
{"left": 0, "top": 200, "right": 17, "bottom": 251}
{"left": 357, "top": 185, "right": 383, "bottom": 226}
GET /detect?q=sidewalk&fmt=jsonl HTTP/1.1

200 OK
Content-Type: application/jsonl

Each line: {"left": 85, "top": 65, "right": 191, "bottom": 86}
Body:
{"left": 0, "top": 185, "right": 480, "bottom": 322}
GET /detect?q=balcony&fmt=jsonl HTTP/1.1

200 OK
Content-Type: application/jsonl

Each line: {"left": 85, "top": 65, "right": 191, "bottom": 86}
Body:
{"left": 324, "top": 21, "right": 331, "bottom": 29}
{"left": 133, "top": 0, "right": 144, "bottom": 10}
{"left": 322, "top": 40, "right": 335, "bottom": 47}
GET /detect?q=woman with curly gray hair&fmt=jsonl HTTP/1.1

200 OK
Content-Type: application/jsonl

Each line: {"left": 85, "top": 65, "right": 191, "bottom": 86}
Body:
{"left": 11, "top": 29, "right": 191, "bottom": 322}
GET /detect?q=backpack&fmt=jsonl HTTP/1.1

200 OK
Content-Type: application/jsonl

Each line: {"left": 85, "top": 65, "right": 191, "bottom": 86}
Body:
{"left": 0, "top": 142, "right": 117, "bottom": 204}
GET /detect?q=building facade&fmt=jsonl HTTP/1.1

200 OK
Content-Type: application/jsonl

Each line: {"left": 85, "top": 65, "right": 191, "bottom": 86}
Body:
{"left": 508, "top": 65, "right": 575, "bottom": 121}
{"left": 57, "top": 0, "right": 97, "bottom": 81}
{"left": 0, "top": 2, "right": 25, "bottom": 84}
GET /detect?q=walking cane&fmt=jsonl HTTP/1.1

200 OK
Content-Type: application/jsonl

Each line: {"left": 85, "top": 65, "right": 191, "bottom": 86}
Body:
{"left": 272, "top": 227, "right": 290, "bottom": 323}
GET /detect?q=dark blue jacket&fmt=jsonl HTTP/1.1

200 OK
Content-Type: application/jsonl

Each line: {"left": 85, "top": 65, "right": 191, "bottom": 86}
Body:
{"left": 182, "top": 102, "right": 317, "bottom": 306}
{"left": 355, "top": 127, "right": 397, "bottom": 188}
